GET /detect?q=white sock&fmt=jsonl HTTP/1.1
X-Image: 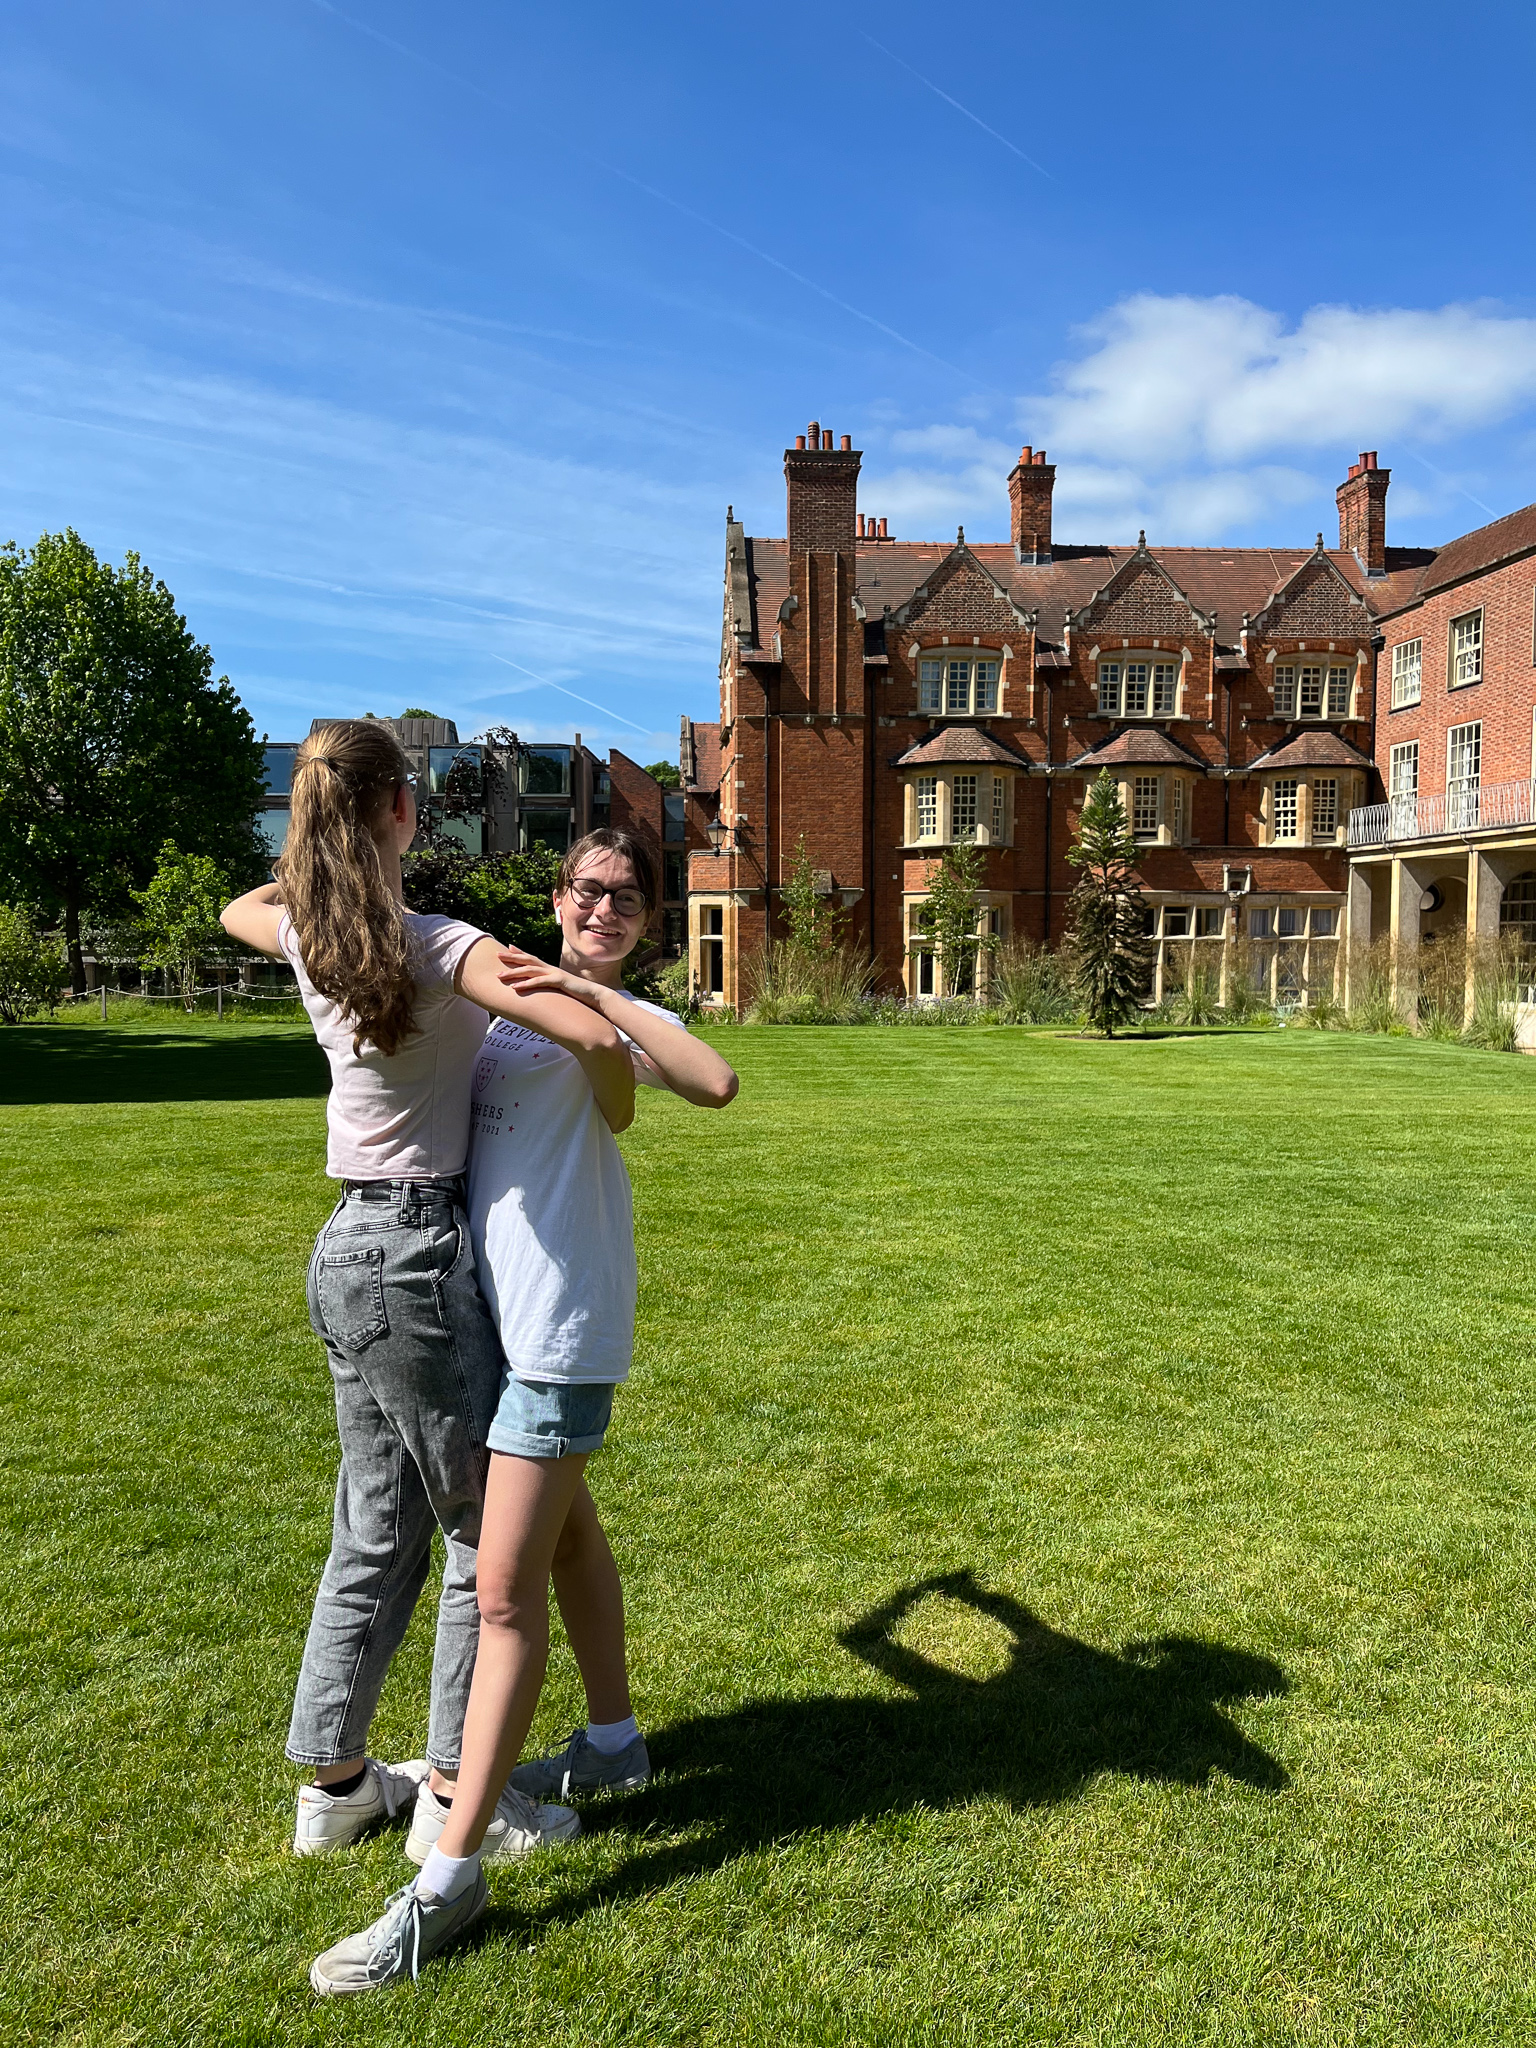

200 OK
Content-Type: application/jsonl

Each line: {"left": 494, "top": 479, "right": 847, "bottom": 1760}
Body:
{"left": 417, "top": 1845, "right": 480, "bottom": 1902}
{"left": 585, "top": 1714, "right": 640, "bottom": 1756}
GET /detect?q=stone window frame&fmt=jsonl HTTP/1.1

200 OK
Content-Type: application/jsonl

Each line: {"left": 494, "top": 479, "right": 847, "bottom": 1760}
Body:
{"left": 1115, "top": 770, "right": 1196, "bottom": 848}
{"left": 690, "top": 897, "right": 729, "bottom": 1005}
{"left": 1389, "top": 638, "right": 1422, "bottom": 711}
{"left": 1096, "top": 653, "right": 1182, "bottom": 720}
{"left": 902, "top": 768, "right": 1016, "bottom": 848}
{"left": 1259, "top": 772, "right": 1357, "bottom": 848}
{"left": 916, "top": 651, "right": 1002, "bottom": 716}
{"left": 1273, "top": 660, "right": 1354, "bottom": 721}
{"left": 1448, "top": 609, "right": 1483, "bottom": 690}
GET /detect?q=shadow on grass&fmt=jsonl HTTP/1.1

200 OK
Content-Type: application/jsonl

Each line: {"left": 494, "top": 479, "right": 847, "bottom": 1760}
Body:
{"left": 488, "top": 1571, "right": 1290, "bottom": 1941}
{"left": 0, "top": 1026, "right": 329, "bottom": 1105}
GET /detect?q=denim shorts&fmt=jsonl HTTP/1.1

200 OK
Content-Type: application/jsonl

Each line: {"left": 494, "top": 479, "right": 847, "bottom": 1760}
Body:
{"left": 487, "top": 1374, "right": 616, "bottom": 1459}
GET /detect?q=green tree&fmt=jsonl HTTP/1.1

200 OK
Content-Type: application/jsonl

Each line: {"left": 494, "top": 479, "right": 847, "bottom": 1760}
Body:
{"left": 0, "top": 903, "right": 67, "bottom": 1023}
{"left": 132, "top": 842, "right": 233, "bottom": 1007}
{"left": 922, "top": 841, "right": 994, "bottom": 997}
{"left": 780, "top": 834, "right": 845, "bottom": 958}
{"left": 1065, "top": 771, "right": 1154, "bottom": 1035}
{"left": 644, "top": 760, "right": 681, "bottom": 788}
{"left": 0, "top": 531, "right": 266, "bottom": 990}
{"left": 402, "top": 845, "right": 563, "bottom": 960}
{"left": 400, "top": 707, "right": 436, "bottom": 719}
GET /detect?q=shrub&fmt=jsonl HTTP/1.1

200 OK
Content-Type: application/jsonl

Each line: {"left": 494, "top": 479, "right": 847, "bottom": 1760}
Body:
{"left": 652, "top": 956, "right": 692, "bottom": 1018}
{"left": 742, "top": 940, "right": 873, "bottom": 1025}
{"left": 1464, "top": 936, "right": 1528, "bottom": 1053}
{"left": 0, "top": 903, "right": 67, "bottom": 1022}
{"left": 991, "top": 939, "right": 1081, "bottom": 1024}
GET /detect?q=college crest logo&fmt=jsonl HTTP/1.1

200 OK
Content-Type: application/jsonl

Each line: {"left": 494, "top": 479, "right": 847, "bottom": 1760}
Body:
{"left": 473, "top": 1056, "right": 497, "bottom": 1097}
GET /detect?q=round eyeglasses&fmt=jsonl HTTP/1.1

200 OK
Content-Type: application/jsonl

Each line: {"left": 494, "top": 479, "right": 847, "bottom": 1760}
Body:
{"left": 566, "top": 877, "right": 647, "bottom": 918}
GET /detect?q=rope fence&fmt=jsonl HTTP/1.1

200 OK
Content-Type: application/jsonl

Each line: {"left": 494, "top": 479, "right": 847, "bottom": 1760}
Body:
{"left": 62, "top": 982, "right": 303, "bottom": 1019}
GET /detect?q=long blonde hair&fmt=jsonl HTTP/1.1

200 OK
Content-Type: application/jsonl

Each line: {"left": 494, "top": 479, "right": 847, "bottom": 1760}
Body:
{"left": 276, "top": 720, "right": 417, "bottom": 1056}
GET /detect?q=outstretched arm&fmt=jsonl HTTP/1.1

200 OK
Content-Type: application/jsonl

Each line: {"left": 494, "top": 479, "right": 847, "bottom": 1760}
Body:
{"left": 494, "top": 947, "right": 739, "bottom": 1108}
{"left": 456, "top": 938, "right": 635, "bottom": 1133}
{"left": 220, "top": 882, "right": 286, "bottom": 959}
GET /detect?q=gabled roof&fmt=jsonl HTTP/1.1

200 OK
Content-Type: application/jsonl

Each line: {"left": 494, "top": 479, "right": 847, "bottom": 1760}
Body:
{"left": 1066, "top": 535, "right": 1217, "bottom": 638}
{"left": 1246, "top": 730, "right": 1375, "bottom": 772}
{"left": 739, "top": 537, "right": 1387, "bottom": 651}
{"left": 1247, "top": 538, "right": 1375, "bottom": 637}
{"left": 891, "top": 725, "right": 1033, "bottom": 769}
{"left": 1067, "top": 727, "right": 1210, "bottom": 773}
{"left": 1383, "top": 500, "right": 1536, "bottom": 612}
{"left": 888, "top": 536, "right": 1035, "bottom": 632}
{"left": 684, "top": 719, "right": 721, "bottom": 793}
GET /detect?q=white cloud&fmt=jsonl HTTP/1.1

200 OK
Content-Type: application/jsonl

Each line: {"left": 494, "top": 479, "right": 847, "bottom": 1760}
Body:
{"left": 1033, "top": 294, "right": 1536, "bottom": 466}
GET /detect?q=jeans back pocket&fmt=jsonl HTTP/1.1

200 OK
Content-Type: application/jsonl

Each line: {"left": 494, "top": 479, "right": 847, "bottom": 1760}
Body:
{"left": 317, "top": 1245, "right": 389, "bottom": 1350}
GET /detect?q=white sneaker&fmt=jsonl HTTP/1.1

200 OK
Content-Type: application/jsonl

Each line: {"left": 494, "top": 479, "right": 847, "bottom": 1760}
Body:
{"left": 310, "top": 1871, "right": 489, "bottom": 1995}
{"left": 293, "top": 1758, "right": 430, "bottom": 1857}
{"left": 404, "top": 1778, "right": 580, "bottom": 1866}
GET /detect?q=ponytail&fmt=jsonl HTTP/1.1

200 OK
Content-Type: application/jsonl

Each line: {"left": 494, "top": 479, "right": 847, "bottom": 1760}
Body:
{"left": 276, "top": 721, "right": 417, "bottom": 1056}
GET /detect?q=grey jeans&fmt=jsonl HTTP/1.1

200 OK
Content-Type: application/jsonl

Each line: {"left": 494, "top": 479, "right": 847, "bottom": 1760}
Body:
{"left": 286, "top": 1176, "right": 503, "bottom": 1773}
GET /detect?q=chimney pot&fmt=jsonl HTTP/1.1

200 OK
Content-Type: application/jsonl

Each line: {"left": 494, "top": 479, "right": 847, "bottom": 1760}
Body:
{"left": 877, "top": 517, "right": 888, "bottom": 538}
{"left": 1020, "top": 445, "right": 1032, "bottom": 465}
{"left": 795, "top": 434, "right": 806, "bottom": 450}
{"left": 808, "top": 420, "right": 820, "bottom": 449}
{"left": 1034, "top": 449, "right": 1046, "bottom": 466}
{"left": 840, "top": 434, "right": 851, "bottom": 451}
{"left": 857, "top": 513, "right": 865, "bottom": 537}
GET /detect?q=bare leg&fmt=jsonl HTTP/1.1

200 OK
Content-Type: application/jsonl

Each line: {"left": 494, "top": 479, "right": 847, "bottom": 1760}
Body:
{"left": 550, "top": 1476, "right": 632, "bottom": 1726}
{"left": 435, "top": 1449, "right": 590, "bottom": 1860}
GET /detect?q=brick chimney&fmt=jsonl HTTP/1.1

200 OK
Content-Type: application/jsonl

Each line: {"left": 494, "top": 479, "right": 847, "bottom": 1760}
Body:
{"left": 1336, "top": 450, "right": 1389, "bottom": 574}
{"left": 785, "top": 421, "right": 861, "bottom": 556}
{"left": 1008, "top": 446, "right": 1054, "bottom": 563}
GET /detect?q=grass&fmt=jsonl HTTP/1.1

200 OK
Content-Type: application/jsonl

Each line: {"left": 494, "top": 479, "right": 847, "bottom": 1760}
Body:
{"left": 4, "top": 1017, "right": 1536, "bottom": 2045}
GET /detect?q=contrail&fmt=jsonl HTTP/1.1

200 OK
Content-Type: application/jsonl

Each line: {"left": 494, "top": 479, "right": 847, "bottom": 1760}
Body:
{"left": 1397, "top": 444, "right": 1497, "bottom": 520}
{"left": 306, "top": 0, "right": 977, "bottom": 380}
{"left": 484, "top": 651, "right": 654, "bottom": 735}
{"left": 859, "top": 33, "right": 1054, "bottom": 182}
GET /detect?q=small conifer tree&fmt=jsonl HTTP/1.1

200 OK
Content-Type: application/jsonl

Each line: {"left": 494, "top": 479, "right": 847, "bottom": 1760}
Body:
{"left": 781, "top": 835, "right": 845, "bottom": 958}
{"left": 1065, "top": 771, "right": 1154, "bottom": 1035}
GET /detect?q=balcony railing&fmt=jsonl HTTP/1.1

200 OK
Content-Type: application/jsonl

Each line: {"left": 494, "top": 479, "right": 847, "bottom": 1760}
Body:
{"left": 1347, "top": 777, "right": 1536, "bottom": 848}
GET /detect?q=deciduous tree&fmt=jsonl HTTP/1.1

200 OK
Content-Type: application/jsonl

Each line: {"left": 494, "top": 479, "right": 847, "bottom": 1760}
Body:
{"left": 0, "top": 531, "right": 265, "bottom": 988}
{"left": 132, "top": 841, "right": 233, "bottom": 1007}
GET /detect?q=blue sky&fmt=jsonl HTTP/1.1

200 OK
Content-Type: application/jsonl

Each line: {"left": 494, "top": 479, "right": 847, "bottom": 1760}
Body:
{"left": 5, "top": 1, "right": 1536, "bottom": 760}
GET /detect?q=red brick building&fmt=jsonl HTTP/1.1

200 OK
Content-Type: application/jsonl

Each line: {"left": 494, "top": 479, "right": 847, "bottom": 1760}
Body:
{"left": 686, "top": 423, "right": 1460, "bottom": 1010}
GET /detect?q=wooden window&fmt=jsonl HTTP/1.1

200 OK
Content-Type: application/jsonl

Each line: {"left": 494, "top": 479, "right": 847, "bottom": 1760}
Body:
{"left": 1151, "top": 661, "right": 1178, "bottom": 715}
{"left": 918, "top": 659, "right": 943, "bottom": 713}
{"left": 1326, "top": 666, "right": 1351, "bottom": 717}
{"left": 1312, "top": 778, "right": 1338, "bottom": 840}
{"left": 1312, "top": 907, "right": 1337, "bottom": 937}
{"left": 945, "top": 660, "right": 971, "bottom": 714}
{"left": 1274, "top": 666, "right": 1297, "bottom": 717}
{"left": 991, "top": 775, "right": 1005, "bottom": 842}
{"left": 1450, "top": 611, "right": 1483, "bottom": 689}
{"left": 1391, "top": 639, "right": 1422, "bottom": 709}
{"left": 1196, "top": 906, "right": 1224, "bottom": 936}
{"left": 952, "top": 774, "right": 978, "bottom": 840}
{"left": 916, "top": 775, "right": 938, "bottom": 840}
{"left": 1272, "top": 778, "right": 1300, "bottom": 841}
{"left": 1162, "top": 905, "right": 1191, "bottom": 936}
{"left": 1249, "top": 907, "right": 1274, "bottom": 937}
{"left": 698, "top": 905, "right": 724, "bottom": 996}
{"left": 1123, "top": 662, "right": 1150, "bottom": 715}
{"left": 1299, "top": 665, "right": 1325, "bottom": 718}
{"left": 1131, "top": 775, "right": 1159, "bottom": 837}
{"left": 974, "top": 660, "right": 1000, "bottom": 713}
{"left": 1097, "top": 661, "right": 1121, "bottom": 714}
{"left": 1171, "top": 776, "right": 1186, "bottom": 842}
{"left": 1447, "top": 721, "right": 1481, "bottom": 827}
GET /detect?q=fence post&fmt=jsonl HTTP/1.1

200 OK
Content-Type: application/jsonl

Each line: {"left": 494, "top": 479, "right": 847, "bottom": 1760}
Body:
{"left": 217, "top": 981, "right": 224, "bottom": 1022}
{"left": 100, "top": 985, "right": 108, "bottom": 1023}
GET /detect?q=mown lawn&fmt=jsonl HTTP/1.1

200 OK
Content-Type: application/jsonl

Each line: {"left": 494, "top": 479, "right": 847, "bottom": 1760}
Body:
{"left": 3, "top": 1017, "right": 1536, "bottom": 2046}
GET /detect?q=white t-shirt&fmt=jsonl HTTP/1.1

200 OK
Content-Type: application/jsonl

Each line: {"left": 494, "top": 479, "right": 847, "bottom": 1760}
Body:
{"left": 278, "top": 910, "right": 489, "bottom": 1181}
{"left": 466, "top": 995, "right": 686, "bottom": 1384}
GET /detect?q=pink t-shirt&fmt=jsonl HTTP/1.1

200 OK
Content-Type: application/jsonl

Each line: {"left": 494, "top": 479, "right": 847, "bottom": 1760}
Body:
{"left": 278, "top": 911, "right": 490, "bottom": 1182}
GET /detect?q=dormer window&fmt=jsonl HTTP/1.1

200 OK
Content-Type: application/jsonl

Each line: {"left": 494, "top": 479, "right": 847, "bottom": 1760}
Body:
{"left": 918, "top": 655, "right": 1001, "bottom": 715}
{"left": 1098, "top": 658, "right": 1179, "bottom": 718}
{"left": 1274, "top": 663, "right": 1352, "bottom": 719}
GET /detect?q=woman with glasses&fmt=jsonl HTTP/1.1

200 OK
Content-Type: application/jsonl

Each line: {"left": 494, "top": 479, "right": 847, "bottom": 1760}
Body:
{"left": 218, "top": 725, "right": 635, "bottom": 1872}
{"left": 311, "top": 827, "right": 738, "bottom": 1995}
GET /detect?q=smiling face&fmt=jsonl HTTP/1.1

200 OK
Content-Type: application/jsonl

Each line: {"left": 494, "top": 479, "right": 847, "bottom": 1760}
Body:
{"left": 554, "top": 847, "right": 650, "bottom": 975}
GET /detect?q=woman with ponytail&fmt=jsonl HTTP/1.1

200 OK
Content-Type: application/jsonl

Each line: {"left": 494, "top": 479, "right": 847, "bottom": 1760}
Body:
{"left": 221, "top": 720, "right": 634, "bottom": 1874}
